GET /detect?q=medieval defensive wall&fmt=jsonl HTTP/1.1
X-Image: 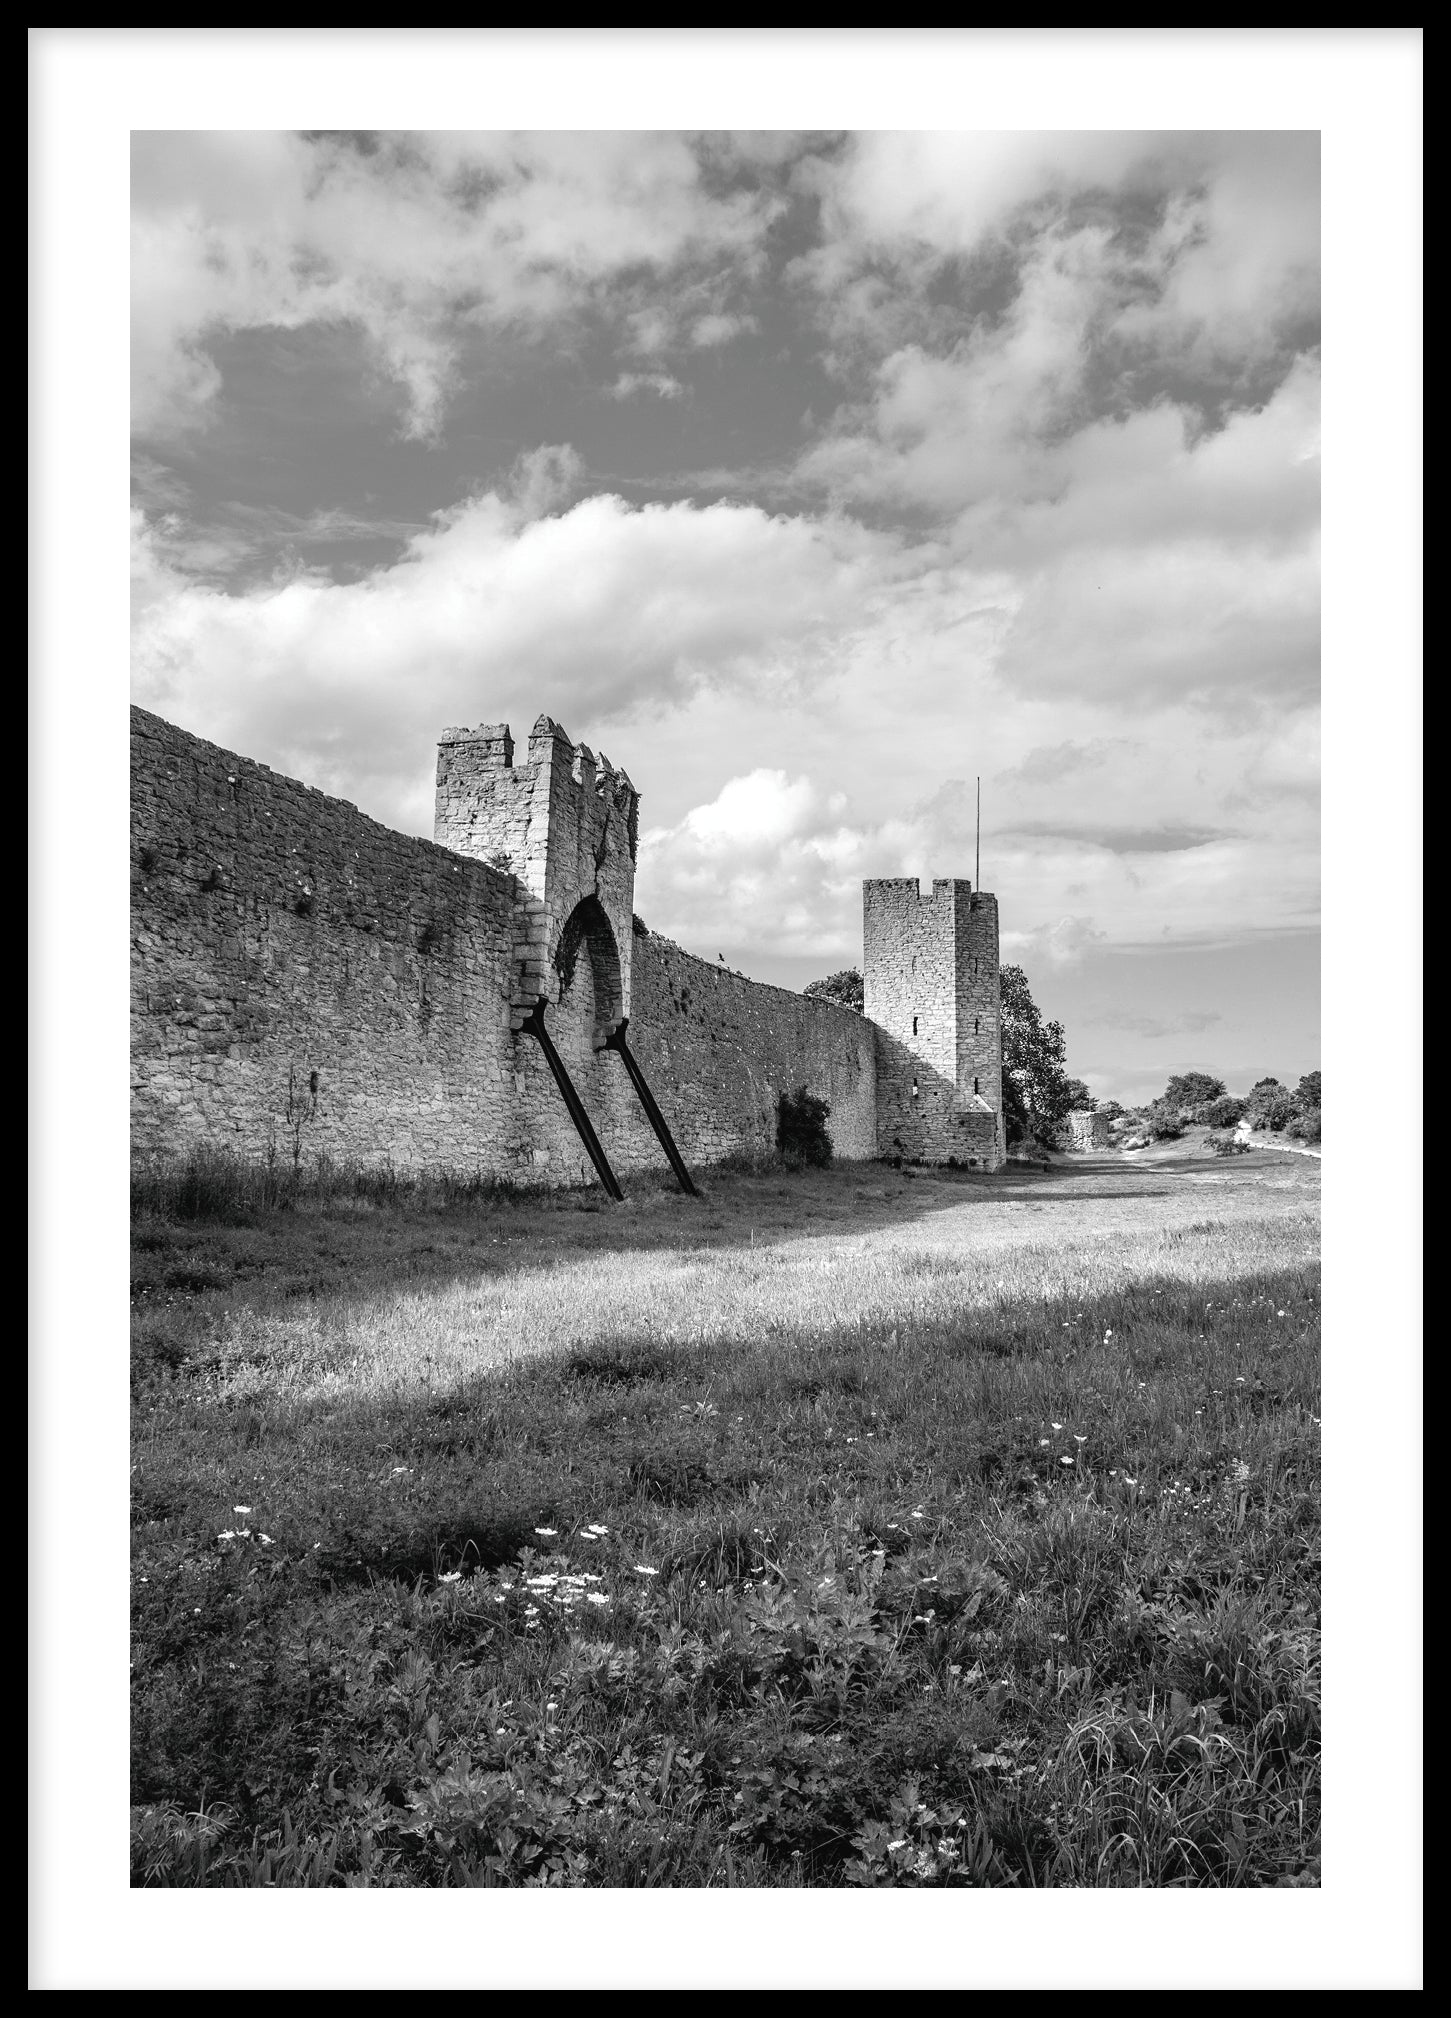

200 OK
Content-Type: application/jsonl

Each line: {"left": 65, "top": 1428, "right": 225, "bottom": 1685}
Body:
{"left": 131, "top": 704, "right": 1004, "bottom": 1185}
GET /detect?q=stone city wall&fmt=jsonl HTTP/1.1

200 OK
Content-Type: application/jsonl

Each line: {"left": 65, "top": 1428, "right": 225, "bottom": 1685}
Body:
{"left": 627, "top": 930, "right": 877, "bottom": 1169}
{"left": 131, "top": 707, "right": 876, "bottom": 1186}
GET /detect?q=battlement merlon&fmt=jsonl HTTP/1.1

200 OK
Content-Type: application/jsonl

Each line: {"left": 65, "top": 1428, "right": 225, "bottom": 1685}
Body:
{"left": 439, "top": 716, "right": 636, "bottom": 802}
{"left": 438, "top": 723, "right": 515, "bottom": 762}
{"left": 861, "top": 877, "right": 995, "bottom": 907}
{"left": 529, "top": 717, "right": 638, "bottom": 804}
{"left": 436, "top": 718, "right": 640, "bottom": 859}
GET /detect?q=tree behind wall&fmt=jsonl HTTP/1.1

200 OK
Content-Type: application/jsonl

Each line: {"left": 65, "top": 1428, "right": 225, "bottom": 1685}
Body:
{"left": 802, "top": 968, "right": 864, "bottom": 1013}
{"left": 1001, "top": 964, "right": 1081, "bottom": 1142}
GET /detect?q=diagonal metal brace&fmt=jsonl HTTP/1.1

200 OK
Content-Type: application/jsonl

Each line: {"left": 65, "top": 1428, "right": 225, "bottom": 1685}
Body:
{"left": 604, "top": 1018, "right": 700, "bottom": 1197}
{"left": 520, "top": 1001, "right": 624, "bottom": 1201}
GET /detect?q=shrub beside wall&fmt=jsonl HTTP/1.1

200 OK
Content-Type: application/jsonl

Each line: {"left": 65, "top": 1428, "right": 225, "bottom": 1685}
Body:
{"left": 777, "top": 1087, "right": 833, "bottom": 1168}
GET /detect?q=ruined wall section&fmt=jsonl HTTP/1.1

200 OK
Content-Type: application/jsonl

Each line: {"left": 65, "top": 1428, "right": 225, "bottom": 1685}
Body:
{"left": 863, "top": 877, "right": 1004, "bottom": 1168}
{"left": 624, "top": 930, "right": 877, "bottom": 1169}
{"left": 1063, "top": 1108, "right": 1111, "bottom": 1150}
{"left": 131, "top": 707, "right": 634, "bottom": 1183}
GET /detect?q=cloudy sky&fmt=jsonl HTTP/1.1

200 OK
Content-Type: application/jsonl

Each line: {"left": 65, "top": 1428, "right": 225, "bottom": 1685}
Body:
{"left": 130, "top": 128, "right": 1320, "bottom": 1103}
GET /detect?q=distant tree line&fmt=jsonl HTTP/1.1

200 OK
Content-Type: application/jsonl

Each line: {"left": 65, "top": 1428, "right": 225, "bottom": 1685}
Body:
{"left": 1122, "top": 1070, "right": 1321, "bottom": 1146}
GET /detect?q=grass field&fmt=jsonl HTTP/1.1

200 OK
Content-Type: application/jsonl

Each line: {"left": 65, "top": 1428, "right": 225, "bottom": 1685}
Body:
{"left": 131, "top": 1141, "right": 1320, "bottom": 1888}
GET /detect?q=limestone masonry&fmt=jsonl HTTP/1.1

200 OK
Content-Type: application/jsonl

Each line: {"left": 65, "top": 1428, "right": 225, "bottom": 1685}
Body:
{"left": 1064, "top": 1108, "right": 1111, "bottom": 1151}
{"left": 131, "top": 705, "right": 1005, "bottom": 1184}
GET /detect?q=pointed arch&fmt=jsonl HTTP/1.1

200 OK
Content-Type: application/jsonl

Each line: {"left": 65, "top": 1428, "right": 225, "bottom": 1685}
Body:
{"left": 555, "top": 894, "right": 624, "bottom": 1040}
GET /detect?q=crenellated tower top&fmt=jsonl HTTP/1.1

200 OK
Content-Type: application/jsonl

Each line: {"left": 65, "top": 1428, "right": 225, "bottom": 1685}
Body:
{"left": 435, "top": 713, "right": 639, "bottom": 1032}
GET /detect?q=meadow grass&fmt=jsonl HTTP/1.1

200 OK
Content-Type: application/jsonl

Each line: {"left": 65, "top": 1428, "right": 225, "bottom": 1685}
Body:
{"left": 131, "top": 1143, "right": 1320, "bottom": 1888}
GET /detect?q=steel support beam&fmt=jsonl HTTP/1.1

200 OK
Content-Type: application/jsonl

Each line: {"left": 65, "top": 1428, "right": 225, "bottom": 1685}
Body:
{"left": 520, "top": 1001, "right": 624, "bottom": 1201}
{"left": 604, "top": 1018, "right": 700, "bottom": 1197}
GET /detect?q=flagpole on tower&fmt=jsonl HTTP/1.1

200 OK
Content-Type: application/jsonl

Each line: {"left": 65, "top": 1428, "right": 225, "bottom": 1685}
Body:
{"left": 976, "top": 776, "right": 981, "bottom": 892}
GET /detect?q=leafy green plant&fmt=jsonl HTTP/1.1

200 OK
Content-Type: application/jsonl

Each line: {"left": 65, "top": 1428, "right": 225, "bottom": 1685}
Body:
{"left": 846, "top": 1779, "right": 1013, "bottom": 1887}
{"left": 1246, "top": 1080, "right": 1297, "bottom": 1132}
{"left": 776, "top": 1088, "right": 833, "bottom": 1168}
{"left": 1001, "top": 965, "right": 1083, "bottom": 1138}
{"left": 1196, "top": 1095, "right": 1246, "bottom": 1129}
{"left": 1164, "top": 1074, "right": 1227, "bottom": 1110}
{"left": 802, "top": 969, "right": 864, "bottom": 1013}
{"left": 1146, "top": 1098, "right": 1185, "bottom": 1141}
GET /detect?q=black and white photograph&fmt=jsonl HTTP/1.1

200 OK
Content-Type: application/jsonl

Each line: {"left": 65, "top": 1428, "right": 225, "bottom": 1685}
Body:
{"left": 31, "top": 27, "right": 1420, "bottom": 1991}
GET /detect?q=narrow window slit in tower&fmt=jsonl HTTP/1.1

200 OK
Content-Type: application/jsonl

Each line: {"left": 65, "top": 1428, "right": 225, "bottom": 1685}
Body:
{"left": 912, "top": 1015, "right": 918, "bottom": 1035}
{"left": 974, "top": 1077, "right": 980, "bottom": 1094}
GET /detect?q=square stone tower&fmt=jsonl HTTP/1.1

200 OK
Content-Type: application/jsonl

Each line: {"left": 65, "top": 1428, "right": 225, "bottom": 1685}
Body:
{"left": 862, "top": 878, "right": 1005, "bottom": 1169}
{"left": 435, "top": 715, "right": 639, "bottom": 1036}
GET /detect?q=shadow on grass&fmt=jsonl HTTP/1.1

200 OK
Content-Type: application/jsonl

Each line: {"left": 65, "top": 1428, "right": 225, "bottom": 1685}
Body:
{"left": 130, "top": 1235, "right": 1320, "bottom": 1890}
{"left": 132, "top": 1148, "right": 1317, "bottom": 1336}
{"left": 165, "top": 1257, "right": 1319, "bottom": 1597}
